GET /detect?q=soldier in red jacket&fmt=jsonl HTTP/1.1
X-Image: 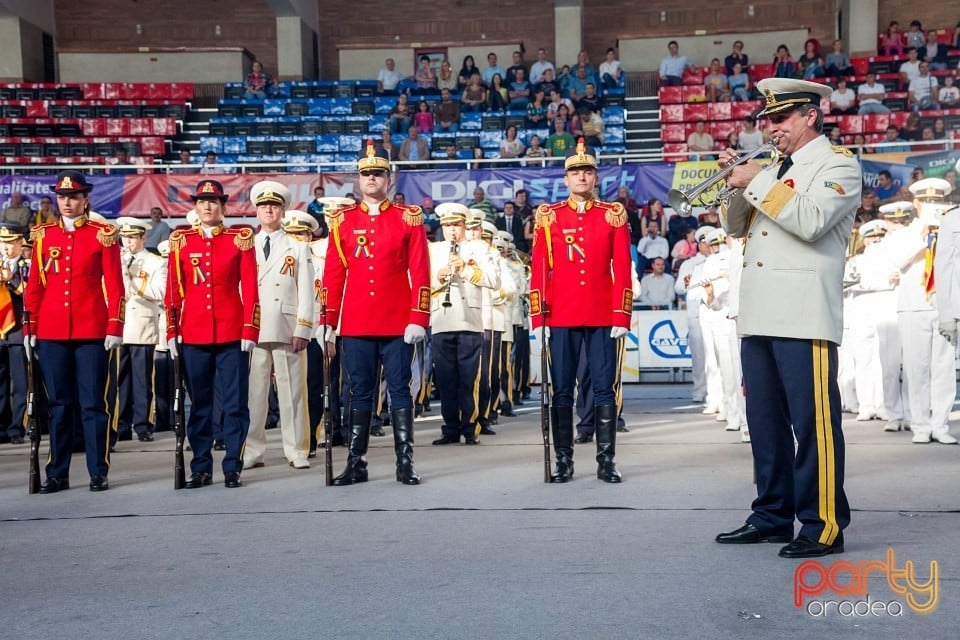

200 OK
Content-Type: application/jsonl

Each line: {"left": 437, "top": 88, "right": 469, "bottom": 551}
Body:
{"left": 165, "top": 179, "right": 259, "bottom": 488}
{"left": 530, "top": 140, "right": 633, "bottom": 483}
{"left": 321, "top": 141, "right": 431, "bottom": 485}
{"left": 24, "top": 170, "right": 125, "bottom": 493}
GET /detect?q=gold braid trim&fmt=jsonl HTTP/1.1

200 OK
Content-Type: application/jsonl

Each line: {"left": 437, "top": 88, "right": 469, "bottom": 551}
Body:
{"left": 604, "top": 202, "right": 627, "bottom": 228}
{"left": 534, "top": 204, "right": 555, "bottom": 229}
{"left": 401, "top": 204, "right": 424, "bottom": 227}
{"left": 95, "top": 223, "right": 118, "bottom": 247}
{"left": 30, "top": 224, "right": 50, "bottom": 242}
{"left": 231, "top": 227, "right": 255, "bottom": 251}
{"left": 168, "top": 230, "right": 186, "bottom": 252}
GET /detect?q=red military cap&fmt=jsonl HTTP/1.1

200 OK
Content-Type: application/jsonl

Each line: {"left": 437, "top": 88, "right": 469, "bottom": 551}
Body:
{"left": 50, "top": 170, "right": 94, "bottom": 195}
{"left": 190, "top": 179, "right": 229, "bottom": 202}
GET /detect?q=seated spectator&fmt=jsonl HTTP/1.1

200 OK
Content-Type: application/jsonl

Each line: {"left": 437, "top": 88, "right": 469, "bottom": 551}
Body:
{"left": 697, "top": 205, "right": 721, "bottom": 228}
{"left": 109, "top": 148, "right": 137, "bottom": 175}
{"left": 566, "top": 65, "right": 590, "bottom": 103}
{"left": 487, "top": 73, "right": 508, "bottom": 110}
{"left": 639, "top": 258, "right": 676, "bottom": 308}
{"left": 535, "top": 67, "right": 559, "bottom": 97}
{"left": 824, "top": 39, "right": 855, "bottom": 77}
{"left": 580, "top": 108, "right": 604, "bottom": 147}
{"left": 244, "top": 60, "right": 278, "bottom": 99}
{"left": 442, "top": 145, "right": 468, "bottom": 170}
{"left": 388, "top": 93, "right": 414, "bottom": 134}
{"left": 393, "top": 192, "right": 406, "bottom": 205}
{"left": 938, "top": 77, "right": 959, "bottom": 108}
{"left": 670, "top": 228, "right": 699, "bottom": 272}
{"left": 555, "top": 64, "right": 573, "bottom": 94}
{"left": 398, "top": 127, "right": 429, "bottom": 165}
{"left": 598, "top": 47, "right": 623, "bottom": 88}
{"left": 919, "top": 31, "right": 950, "bottom": 71}
{"left": 908, "top": 62, "right": 939, "bottom": 111}
{"left": 705, "top": 59, "right": 731, "bottom": 102}
{"left": 636, "top": 223, "right": 670, "bottom": 274}
{"left": 507, "top": 68, "right": 531, "bottom": 110}
{"left": 546, "top": 118, "right": 575, "bottom": 159}
{"left": 773, "top": 44, "right": 795, "bottom": 78}
{"left": 499, "top": 125, "right": 526, "bottom": 160}
{"left": 899, "top": 48, "right": 921, "bottom": 90}
{"left": 946, "top": 168, "right": 960, "bottom": 205}
{"left": 739, "top": 116, "right": 764, "bottom": 152}
{"left": 468, "top": 187, "right": 497, "bottom": 221}
{"left": 378, "top": 129, "right": 396, "bottom": 161}
{"left": 505, "top": 50, "right": 527, "bottom": 85}
{"left": 378, "top": 57, "right": 405, "bottom": 95}
{"left": 659, "top": 40, "right": 692, "bottom": 86}
{"left": 529, "top": 48, "right": 555, "bottom": 85}
{"left": 414, "top": 100, "right": 434, "bottom": 134}
{"left": 577, "top": 83, "right": 603, "bottom": 113}
{"left": 829, "top": 78, "right": 857, "bottom": 114}
{"left": 435, "top": 88, "right": 461, "bottom": 132}
{"left": 555, "top": 103, "right": 571, "bottom": 126}
{"left": 724, "top": 40, "right": 749, "bottom": 76}
{"left": 686, "top": 120, "right": 715, "bottom": 159}
{"left": 172, "top": 148, "right": 198, "bottom": 174}
{"left": 481, "top": 52, "right": 506, "bottom": 86}
{"left": 642, "top": 198, "right": 667, "bottom": 237}
{"left": 725, "top": 131, "right": 740, "bottom": 151}
{"left": 904, "top": 20, "right": 925, "bottom": 51}
{"left": 460, "top": 73, "right": 486, "bottom": 112}
{"left": 875, "top": 170, "right": 900, "bottom": 203}
{"left": 615, "top": 187, "right": 642, "bottom": 244}
{"left": 526, "top": 90, "right": 548, "bottom": 127}
{"left": 524, "top": 135, "right": 548, "bottom": 161}
{"left": 33, "top": 195, "right": 57, "bottom": 225}
{"left": 802, "top": 55, "right": 826, "bottom": 80}
{"left": 546, "top": 89, "right": 575, "bottom": 122}
{"left": 932, "top": 117, "right": 948, "bottom": 139}
{"left": 572, "top": 50, "right": 598, "bottom": 85}
{"left": 666, "top": 202, "right": 698, "bottom": 248}
{"left": 879, "top": 21, "right": 904, "bottom": 56}
{"left": 437, "top": 59, "right": 457, "bottom": 92}
{"left": 566, "top": 111, "right": 584, "bottom": 139}
{"left": 458, "top": 55, "right": 478, "bottom": 90}
{"left": 727, "top": 63, "right": 751, "bottom": 101}
{"left": 827, "top": 126, "right": 843, "bottom": 146}
{"left": 145, "top": 207, "right": 172, "bottom": 249}
{"left": 1, "top": 192, "right": 30, "bottom": 227}
{"left": 412, "top": 55, "right": 437, "bottom": 95}
{"left": 857, "top": 73, "right": 891, "bottom": 114}
{"left": 201, "top": 150, "right": 222, "bottom": 174}
{"left": 915, "top": 126, "right": 944, "bottom": 152}
{"left": 881, "top": 125, "right": 910, "bottom": 153}
{"left": 796, "top": 39, "right": 819, "bottom": 77}
{"left": 851, "top": 133, "right": 871, "bottom": 156}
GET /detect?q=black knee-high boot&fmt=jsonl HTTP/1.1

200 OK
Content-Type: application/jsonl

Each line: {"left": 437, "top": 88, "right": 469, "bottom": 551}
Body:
{"left": 332, "top": 409, "right": 371, "bottom": 486}
{"left": 596, "top": 404, "right": 622, "bottom": 483}
{"left": 392, "top": 408, "right": 420, "bottom": 485}
{"left": 551, "top": 406, "right": 574, "bottom": 482}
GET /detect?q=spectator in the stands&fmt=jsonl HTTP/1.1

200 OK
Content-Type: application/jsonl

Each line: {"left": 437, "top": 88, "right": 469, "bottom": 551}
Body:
{"left": 919, "top": 31, "right": 950, "bottom": 71}
{"left": 857, "top": 72, "right": 890, "bottom": 114}
{"left": 856, "top": 189, "right": 879, "bottom": 222}
{"left": 639, "top": 258, "right": 676, "bottom": 308}
{"left": 378, "top": 129, "right": 396, "bottom": 161}
{"left": 704, "top": 58, "right": 730, "bottom": 102}
{"left": 145, "top": 207, "right": 172, "bottom": 250}
{"left": 414, "top": 100, "right": 434, "bottom": 134}
{"left": 738, "top": 116, "right": 764, "bottom": 152}
{"left": 725, "top": 131, "right": 740, "bottom": 151}
{"left": 566, "top": 65, "right": 590, "bottom": 103}
{"left": 572, "top": 50, "right": 598, "bottom": 85}
{"left": 581, "top": 108, "right": 604, "bottom": 147}
{"left": 535, "top": 67, "right": 559, "bottom": 97}
{"left": 829, "top": 78, "right": 857, "bottom": 114}
{"left": 802, "top": 54, "right": 825, "bottom": 80}
{"left": 916, "top": 126, "right": 944, "bottom": 152}
{"left": 641, "top": 198, "right": 667, "bottom": 238}
{"left": 505, "top": 50, "right": 527, "bottom": 85}
{"left": 697, "top": 205, "right": 721, "bottom": 228}
{"left": 827, "top": 126, "right": 843, "bottom": 146}
{"left": 393, "top": 192, "right": 406, "bottom": 205}
{"left": 666, "top": 202, "right": 698, "bottom": 250}
{"left": 851, "top": 133, "right": 870, "bottom": 156}
{"left": 599, "top": 47, "right": 622, "bottom": 89}
{"left": 460, "top": 72, "right": 486, "bottom": 112}
{"left": 244, "top": 60, "right": 278, "bottom": 99}
{"left": 529, "top": 48, "right": 555, "bottom": 85}
{"left": 1, "top": 193, "right": 30, "bottom": 227}
{"left": 724, "top": 40, "right": 749, "bottom": 76}
{"left": 945, "top": 168, "right": 960, "bottom": 205}
{"left": 614, "top": 187, "right": 642, "bottom": 244}
{"left": 482, "top": 52, "right": 505, "bottom": 86}
{"left": 932, "top": 117, "right": 948, "bottom": 139}
{"left": 773, "top": 44, "right": 795, "bottom": 78}
{"left": 546, "top": 117, "right": 575, "bottom": 159}
{"left": 881, "top": 125, "right": 910, "bottom": 152}
{"left": 795, "top": 39, "right": 819, "bottom": 77}
{"left": 526, "top": 90, "right": 548, "bottom": 127}
{"left": 556, "top": 64, "right": 573, "bottom": 94}
{"left": 435, "top": 88, "right": 461, "bottom": 133}
{"left": 899, "top": 47, "right": 921, "bottom": 90}
{"left": 875, "top": 170, "right": 900, "bottom": 203}
{"left": 437, "top": 59, "right": 457, "bottom": 92}
{"left": 524, "top": 135, "right": 547, "bottom": 162}
{"left": 487, "top": 73, "right": 508, "bottom": 110}
{"left": 201, "top": 150, "right": 220, "bottom": 174}
{"left": 398, "top": 127, "right": 429, "bottom": 165}
{"left": 938, "top": 77, "right": 959, "bottom": 108}
{"left": 388, "top": 93, "right": 414, "bottom": 134}
{"left": 566, "top": 111, "right": 584, "bottom": 140}
{"left": 824, "top": 39, "right": 855, "bottom": 77}
{"left": 468, "top": 187, "right": 497, "bottom": 222}
{"left": 172, "top": 148, "right": 198, "bottom": 174}
{"left": 670, "top": 227, "right": 699, "bottom": 273}
{"left": 412, "top": 55, "right": 437, "bottom": 95}
{"left": 458, "top": 55, "right": 478, "bottom": 90}
{"left": 880, "top": 21, "right": 904, "bottom": 56}
{"left": 507, "top": 68, "right": 531, "bottom": 110}
{"left": 727, "top": 62, "right": 751, "bottom": 101}
{"left": 555, "top": 103, "right": 571, "bottom": 126}
{"left": 636, "top": 223, "right": 670, "bottom": 275}
{"left": 514, "top": 188, "right": 534, "bottom": 224}
{"left": 904, "top": 20, "right": 925, "bottom": 51}
{"left": 659, "top": 41, "right": 692, "bottom": 86}
{"left": 908, "top": 62, "right": 939, "bottom": 111}
{"left": 546, "top": 89, "right": 575, "bottom": 122}
{"left": 306, "top": 185, "right": 331, "bottom": 236}
{"left": 499, "top": 125, "right": 526, "bottom": 161}
{"left": 109, "top": 148, "right": 137, "bottom": 175}
{"left": 496, "top": 201, "right": 525, "bottom": 240}
{"left": 34, "top": 195, "right": 57, "bottom": 225}
{"left": 686, "top": 120, "right": 715, "bottom": 160}
{"left": 377, "top": 58, "right": 405, "bottom": 95}
{"left": 577, "top": 83, "right": 603, "bottom": 113}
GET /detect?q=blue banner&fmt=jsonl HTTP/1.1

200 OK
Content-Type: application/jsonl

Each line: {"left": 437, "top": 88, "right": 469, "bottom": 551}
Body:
{"left": 0, "top": 174, "right": 127, "bottom": 217}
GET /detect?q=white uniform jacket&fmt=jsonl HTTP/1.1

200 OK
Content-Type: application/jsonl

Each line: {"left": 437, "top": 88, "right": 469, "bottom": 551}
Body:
{"left": 121, "top": 248, "right": 167, "bottom": 345}
{"left": 429, "top": 239, "right": 500, "bottom": 334}
{"left": 255, "top": 229, "right": 315, "bottom": 343}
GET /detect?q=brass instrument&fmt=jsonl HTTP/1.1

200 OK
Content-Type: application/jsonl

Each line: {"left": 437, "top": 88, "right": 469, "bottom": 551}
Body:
{"left": 442, "top": 240, "right": 458, "bottom": 308}
{"left": 667, "top": 142, "right": 779, "bottom": 215}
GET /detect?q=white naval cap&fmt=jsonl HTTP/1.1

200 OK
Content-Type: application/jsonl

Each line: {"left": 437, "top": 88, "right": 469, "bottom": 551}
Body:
{"left": 706, "top": 227, "right": 727, "bottom": 245}
{"left": 481, "top": 220, "right": 498, "bottom": 238}
{"left": 115, "top": 216, "right": 152, "bottom": 235}
{"left": 878, "top": 201, "right": 914, "bottom": 220}
{"left": 185, "top": 208, "right": 200, "bottom": 227}
{"left": 250, "top": 180, "right": 291, "bottom": 207}
{"left": 908, "top": 178, "right": 952, "bottom": 200}
{"left": 695, "top": 226, "right": 715, "bottom": 243}
{"left": 495, "top": 230, "right": 514, "bottom": 243}
{"left": 435, "top": 202, "right": 470, "bottom": 223}
{"left": 156, "top": 240, "right": 170, "bottom": 257}
{"left": 858, "top": 219, "right": 886, "bottom": 238}
{"left": 281, "top": 209, "right": 319, "bottom": 234}
{"left": 467, "top": 208, "right": 487, "bottom": 228}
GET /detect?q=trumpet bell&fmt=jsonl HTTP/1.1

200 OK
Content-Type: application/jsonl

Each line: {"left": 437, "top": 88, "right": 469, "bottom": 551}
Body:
{"left": 667, "top": 189, "right": 695, "bottom": 216}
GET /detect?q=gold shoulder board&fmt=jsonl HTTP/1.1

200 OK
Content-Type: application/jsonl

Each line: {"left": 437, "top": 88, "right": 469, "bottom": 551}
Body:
{"left": 232, "top": 226, "right": 255, "bottom": 251}
{"left": 402, "top": 204, "right": 424, "bottom": 227}
{"left": 96, "top": 223, "right": 118, "bottom": 247}
{"left": 604, "top": 201, "right": 627, "bottom": 228}
{"left": 534, "top": 204, "right": 555, "bottom": 229}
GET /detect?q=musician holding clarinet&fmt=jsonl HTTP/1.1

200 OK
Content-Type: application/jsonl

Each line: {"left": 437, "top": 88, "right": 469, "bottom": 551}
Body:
{"left": 428, "top": 203, "right": 500, "bottom": 446}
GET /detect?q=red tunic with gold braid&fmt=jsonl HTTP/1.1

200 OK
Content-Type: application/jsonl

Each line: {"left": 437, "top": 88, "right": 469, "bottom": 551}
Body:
{"left": 321, "top": 200, "right": 431, "bottom": 336}
{"left": 24, "top": 216, "right": 125, "bottom": 340}
{"left": 164, "top": 224, "right": 260, "bottom": 344}
{"left": 529, "top": 198, "right": 633, "bottom": 330}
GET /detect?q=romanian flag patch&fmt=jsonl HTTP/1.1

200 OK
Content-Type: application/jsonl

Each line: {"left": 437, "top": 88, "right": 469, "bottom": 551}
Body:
{"left": 824, "top": 181, "right": 845, "bottom": 195}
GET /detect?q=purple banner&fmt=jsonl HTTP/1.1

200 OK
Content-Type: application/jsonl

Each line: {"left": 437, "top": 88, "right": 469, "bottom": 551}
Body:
{"left": 0, "top": 174, "right": 127, "bottom": 217}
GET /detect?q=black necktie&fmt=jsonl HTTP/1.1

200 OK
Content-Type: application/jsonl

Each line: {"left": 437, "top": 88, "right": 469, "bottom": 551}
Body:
{"left": 263, "top": 235, "right": 271, "bottom": 260}
{"left": 777, "top": 156, "right": 793, "bottom": 179}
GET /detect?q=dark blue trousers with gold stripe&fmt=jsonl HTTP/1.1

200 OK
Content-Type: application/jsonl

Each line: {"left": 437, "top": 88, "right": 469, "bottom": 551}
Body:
{"left": 37, "top": 340, "right": 110, "bottom": 480}
{"left": 341, "top": 336, "right": 413, "bottom": 411}
{"left": 741, "top": 336, "right": 850, "bottom": 545}
{"left": 432, "top": 330, "right": 482, "bottom": 438}
{"left": 549, "top": 327, "right": 616, "bottom": 408}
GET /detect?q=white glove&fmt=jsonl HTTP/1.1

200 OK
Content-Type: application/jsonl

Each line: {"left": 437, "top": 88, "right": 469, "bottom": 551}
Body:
{"left": 403, "top": 324, "right": 426, "bottom": 344}
{"left": 241, "top": 339, "right": 256, "bottom": 353}
{"left": 104, "top": 335, "right": 123, "bottom": 350}
{"left": 314, "top": 324, "right": 336, "bottom": 345}
{"left": 24, "top": 335, "right": 36, "bottom": 361}
{"left": 167, "top": 338, "right": 179, "bottom": 358}
{"left": 610, "top": 326, "right": 629, "bottom": 340}
{"left": 939, "top": 320, "right": 958, "bottom": 345}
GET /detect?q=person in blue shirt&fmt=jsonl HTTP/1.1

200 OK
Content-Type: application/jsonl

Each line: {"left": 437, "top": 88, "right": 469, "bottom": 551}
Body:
{"left": 481, "top": 52, "right": 506, "bottom": 87}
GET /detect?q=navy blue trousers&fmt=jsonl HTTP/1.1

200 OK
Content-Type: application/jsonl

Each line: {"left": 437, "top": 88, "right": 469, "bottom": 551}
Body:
{"left": 180, "top": 342, "right": 249, "bottom": 475}
{"left": 0, "top": 342, "right": 27, "bottom": 439}
{"left": 432, "top": 330, "right": 482, "bottom": 437}
{"left": 37, "top": 340, "right": 110, "bottom": 479}
{"left": 741, "top": 336, "right": 850, "bottom": 545}
{"left": 117, "top": 344, "right": 156, "bottom": 436}
{"left": 548, "top": 327, "right": 616, "bottom": 408}
{"left": 341, "top": 336, "right": 413, "bottom": 411}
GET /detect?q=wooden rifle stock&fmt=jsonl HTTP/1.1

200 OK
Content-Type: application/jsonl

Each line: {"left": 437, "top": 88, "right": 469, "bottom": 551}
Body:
{"left": 24, "top": 310, "right": 40, "bottom": 494}
{"left": 171, "top": 307, "right": 186, "bottom": 490}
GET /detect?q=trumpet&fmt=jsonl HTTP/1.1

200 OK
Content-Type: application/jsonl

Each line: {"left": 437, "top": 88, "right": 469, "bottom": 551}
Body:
{"left": 667, "top": 142, "right": 779, "bottom": 216}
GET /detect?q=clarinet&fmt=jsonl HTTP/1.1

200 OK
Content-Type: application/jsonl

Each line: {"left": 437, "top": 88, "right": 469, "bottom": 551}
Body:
{"left": 442, "top": 240, "right": 458, "bottom": 308}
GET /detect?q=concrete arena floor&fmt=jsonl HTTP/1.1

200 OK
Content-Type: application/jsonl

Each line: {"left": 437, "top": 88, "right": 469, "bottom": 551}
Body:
{"left": 0, "top": 384, "right": 957, "bottom": 640}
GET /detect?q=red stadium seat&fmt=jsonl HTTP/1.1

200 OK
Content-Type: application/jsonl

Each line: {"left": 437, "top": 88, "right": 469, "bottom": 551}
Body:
{"left": 861, "top": 114, "right": 889, "bottom": 133}
{"left": 81, "top": 83, "right": 103, "bottom": 100}
{"left": 660, "top": 104, "right": 684, "bottom": 122}
{"left": 682, "top": 85, "right": 706, "bottom": 102}
{"left": 123, "top": 83, "right": 149, "bottom": 100}
{"left": 105, "top": 119, "right": 130, "bottom": 135}
{"left": 663, "top": 143, "right": 688, "bottom": 162}
{"left": 128, "top": 118, "right": 150, "bottom": 135}
{"left": 707, "top": 102, "right": 731, "bottom": 120}
{"left": 101, "top": 83, "right": 122, "bottom": 99}
{"left": 749, "top": 64, "right": 774, "bottom": 81}
{"left": 169, "top": 83, "right": 194, "bottom": 100}
{"left": 710, "top": 120, "right": 736, "bottom": 141}
{"left": 889, "top": 111, "right": 909, "bottom": 128}
{"left": 660, "top": 123, "right": 686, "bottom": 142}
{"left": 139, "top": 137, "right": 165, "bottom": 155}
{"left": 81, "top": 119, "right": 107, "bottom": 136}
{"left": 836, "top": 115, "right": 862, "bottom": 134}
{"left": 851, "top": 58, "right": 870, "bottom": 76}
{"left": 682, "top": 67, "right": 705, "bottom": 85}
{"left": 683, "top": 103, "right": 708, "bottom": 122}
{"left": 659, "top": 86, "right": 683, "bottom": 104}
{"left": 730, "top": 100, "right": 760, "bottom": 120}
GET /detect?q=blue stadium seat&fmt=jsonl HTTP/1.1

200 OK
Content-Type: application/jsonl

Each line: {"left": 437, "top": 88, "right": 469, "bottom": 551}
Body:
{"left": 604, "top": 126, "right": 625, "bottom": 144}
{"left": 602, "top": 108, "right": 625, "bottom": 125}
{"left": 339, "top": 135, "right": 363, "bottom": 153}
{"left": 221, "top": 137, "right": 246, "bottom": 154}
{"left": 374, "top": 97, "right": 397, "bottom": 114}
{"left": 199, "top": 136, "right": 222, "bottom": 153}
{"left": 479, "top": 130, "right": 503, "bottom": 149}
{"left": 316, "top": 135, "right": 339, "bottom": 153}
{"left": 328, "top": 98, "right": 353, "bottom": 115}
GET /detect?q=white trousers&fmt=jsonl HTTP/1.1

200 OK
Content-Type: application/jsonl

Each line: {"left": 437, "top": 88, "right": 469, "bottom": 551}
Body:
{"left": 686, "top": 314, "right": 707, "bottom": 401}
{"left": 699, "top": 308, "right": 722, "bottom": 410}
{"left": 898, "top": 310, "right": 956, "bottom": 436}
{"left": 245, "top": 343, "right": 310, "bottom": 464}
{"left": 850, "top": 296, "right": 884, "bottom": 416}
{"left": 709, "top": 312, "right": 746, "bottom": 430}
{"left": 876, "top": 293, "right": 909, "bottom": 422}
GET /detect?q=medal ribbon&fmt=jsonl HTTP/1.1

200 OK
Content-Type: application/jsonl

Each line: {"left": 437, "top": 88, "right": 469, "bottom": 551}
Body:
{"left": 191, "top": 257, "right": 207, "bottom": 285}
{"left": 280, "top": 255, "right": 296, "bottom": 277}
{"left": 353, "top": 235, "right": 371, "bottom": 259}
{"left": 564, "top": 235, "right": 585, "bottom": 261}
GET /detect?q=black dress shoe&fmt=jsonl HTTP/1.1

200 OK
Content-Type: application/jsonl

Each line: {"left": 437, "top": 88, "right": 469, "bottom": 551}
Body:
{"left": 463, "top": 434, "right": 479, "bottom": 445}
{"left": 432, "top": 434, "right": 460, "bottom": 445}
{"left": 715, "top": 523, "right": 793, "bottom": 545}
{"left": 500, "top": 408, "right": 516, "bottom": 417}
{"left": 370, "top": 425, "right": 386, "bottom": 437}
{"left": 479, "top": 426, "right": 496, "bottom": 435}
{"left": 778, "top": 536, "right": 843, "bottom": 558}
{"left": 224, "top": 471, "right": 242, "bottom": 488}
{"left": 575, "top": 432, "right": 593, "bottom": 444}
{"left": 212, "top": 440, "right": 226, "bottom": 451}
{"left": 10, "top": 435, "right": 24, "bottom": 444}
{"left": 184, "top": 472, "right": 213, "bottom": 489}
{"left": 89, "top": 475, "right": 109, "bottom": 492}
{"left": 616, "top": 425, "right": 630, "bottom": 433}
{"left": 39, "top": 478, "right": 69, "bottom": 494}
{"left": 308, "top": 447, "right": 317, "bottom": 459}
{"left": 137, "top": 432, "right": 154, "bottom": 442}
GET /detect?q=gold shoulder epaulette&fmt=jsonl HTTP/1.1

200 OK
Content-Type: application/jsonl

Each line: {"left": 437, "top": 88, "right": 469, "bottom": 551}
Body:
{"left": 601, "top": 201, "right": 627, "bottom": 228}
{"left": 94, "top": 222, "right": 118, "bottom": 247}
{"left": 168, "top": 229, "right": 186, "bottom": 252}
{"left": 831, "top": 145, "right": 853, "bottom": 157}
{"left": 326, "top": 205, "right": 345, "bottom": 231}
{"left": 30, "top": 222, "right": 55, "bottom": 242}
{"left": 229, "top": 226, "right": 255, "bottom": 251}
{"left": 401, "top": 204, "right": 424, "bottom": 227}
{"left": 535, "top": 203, "right": 555, "bottom": 228}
